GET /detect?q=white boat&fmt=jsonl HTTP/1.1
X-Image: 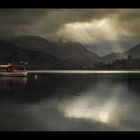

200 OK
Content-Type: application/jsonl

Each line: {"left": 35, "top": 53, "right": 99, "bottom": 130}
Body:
{"left": 0, "top": 63, "right": 28, "bottom": 77}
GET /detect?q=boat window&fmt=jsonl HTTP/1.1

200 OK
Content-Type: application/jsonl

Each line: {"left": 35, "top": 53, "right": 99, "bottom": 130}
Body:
{"left": 15, "top": 66, "right": 25, "bottom": 70}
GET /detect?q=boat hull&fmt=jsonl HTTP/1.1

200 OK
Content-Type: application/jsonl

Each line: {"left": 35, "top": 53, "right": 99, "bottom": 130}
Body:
{"left": 0, "top": 71, "right": 28, "bottom": 77}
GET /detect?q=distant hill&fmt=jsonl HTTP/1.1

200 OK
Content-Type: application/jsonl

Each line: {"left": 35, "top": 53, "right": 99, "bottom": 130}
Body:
{"left": 0, "top": 40, "right": 64, "bottom": 69}
{"left": 1, "top": 35, "right": 140, "bottom": 69}
{"left": 11, "top": 36, "right": 53, "bottom": 54}
{"left": 11, "top": 36, "right": 101, "bottom": 62}
{"left": 0, "top": 36, "right": 102, "bottom": 69}
{"left": 102, "top": 52, "right": 128, "bottom": 63}
{"left": 127, "top": 43, "right": 140, "bottom": 57}
{"left": 102, "top": 43, "right": 140, "bottom": 63}
{"left": 11, "top": 35, "right": 101, "bottom": 68}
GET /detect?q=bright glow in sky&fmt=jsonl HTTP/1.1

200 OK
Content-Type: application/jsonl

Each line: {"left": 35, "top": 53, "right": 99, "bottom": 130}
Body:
{"left": 56, "top": 18, "right": 130, "bottom": 45}
{"left": 0, "top": 9, "right": 139, "bottom": 56}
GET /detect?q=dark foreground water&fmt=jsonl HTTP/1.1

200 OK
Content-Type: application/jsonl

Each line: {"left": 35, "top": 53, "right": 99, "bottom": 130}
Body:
{"left": 0, "top": 71, "right": 140, "bottom": 131}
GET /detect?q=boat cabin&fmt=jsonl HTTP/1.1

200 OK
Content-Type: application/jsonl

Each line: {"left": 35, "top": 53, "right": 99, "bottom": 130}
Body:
{"left": 0, "top": 64, "right": 25, "bottom": 72}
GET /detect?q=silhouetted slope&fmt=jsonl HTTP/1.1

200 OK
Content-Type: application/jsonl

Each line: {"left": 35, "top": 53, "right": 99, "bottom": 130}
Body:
{"left": 103, "top": 43, "right": 140, "bottom": 63}
{"left": 0, "top": 40, "right": 63, "bottom": 69}
{"left": 102, "top": 52, "right": 128, "bottom": 63}
{"left": 127, "top": 43, "right": 140, "bottom": 57}
{"left": 11, "top": 36, "right": 101, "bottom": 64}
{"left": 0, "top": 36, "right": 102, "bottom": 69}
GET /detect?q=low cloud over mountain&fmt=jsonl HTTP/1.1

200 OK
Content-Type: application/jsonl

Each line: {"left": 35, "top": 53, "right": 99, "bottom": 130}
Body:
{"left": 0, "top": 9, "right": 140, "bottom": 56}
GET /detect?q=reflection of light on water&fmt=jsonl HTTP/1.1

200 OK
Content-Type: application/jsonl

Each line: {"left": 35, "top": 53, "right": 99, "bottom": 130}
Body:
{"left": 58, "top": 85, "right": 125, "bottom": 124}
{"left": 64, "top": 107, "right": 110, "bottom": 123}
{"left": 58, "top": 96, "right": 112, "bottom": 123}
{"left": 99, "top": 109, "right": 109, "bottom": 123}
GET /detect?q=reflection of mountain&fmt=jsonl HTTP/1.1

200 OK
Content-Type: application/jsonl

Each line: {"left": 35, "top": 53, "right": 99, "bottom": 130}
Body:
{"left": 0, "top": 73, "right": 140, "bottom": 108}
{"left": 0, "top": 77, "right": 27, "bottom": 90}
{"left": 125, "top": 74, "right": 140, "bottom": 94}
{"left": 0, "top": 73, "right": 138, "bottom": 102}
{"left": 0, "top": 74, "right": 140, "bottom": 130}
{"left": 0, "top": 74, "right": 99, "bottom": 103}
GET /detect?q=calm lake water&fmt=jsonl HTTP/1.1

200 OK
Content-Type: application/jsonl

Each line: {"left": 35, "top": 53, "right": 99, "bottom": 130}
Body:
{"left": 0, "top": 71, "right": 140, "bottom": 131}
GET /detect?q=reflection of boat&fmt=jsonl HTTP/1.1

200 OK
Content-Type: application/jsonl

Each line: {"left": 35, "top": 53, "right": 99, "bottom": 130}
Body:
{"left": 0, "top": 63, "right": 28, "bottom": 77}
{"left": 0, "top": 77, "right": 27, "bottom": 90}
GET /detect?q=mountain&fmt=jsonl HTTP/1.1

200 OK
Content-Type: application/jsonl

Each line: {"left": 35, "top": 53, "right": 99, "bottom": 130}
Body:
{"left": 102, "top": 43, "right": 140, "bottom": 63}
{"left": 102, "top": 52, "right": 128, "bottom": 63}
{"left": 0, "top": 40, "right": 64, "bottom": 69}
{"left": 11, "top": 36, "right": 101, "bottom": 65}
{"left": 127, "top": 43, "right": 140, "bottom": 57}
{"left": 0, "top": 36, "right": 102, "bottom": 69}
{"left": 11, "top": 36, "right": 53, "bottom": 54}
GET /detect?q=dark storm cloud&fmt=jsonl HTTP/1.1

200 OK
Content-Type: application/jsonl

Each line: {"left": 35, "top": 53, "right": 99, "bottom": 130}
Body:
{"left": 0, "top": 9, "right": 140, "bottom": 37}
{"left": 0, "top": 9, "right": 47, "bottom": 38}
{"left": 0, "top": 9, "right": 140, "bottom": 34}
{"left": 0, "top": 9, "right": 140, "bottom": 55}
{"left": 0, "top": 9, "right": 46, "bottom": 25}
{"left": 0, "top": 9, "right": 118, "bottom": 36}
{"left": 31, "top": 9, "right": 118, "bottom": 33}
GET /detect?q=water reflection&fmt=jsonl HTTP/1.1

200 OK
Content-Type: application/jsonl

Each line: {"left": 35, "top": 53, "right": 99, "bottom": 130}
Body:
{"left": 0, "top": 73, "right": 140, "bottom": 130}
{"left": 58, "top": 87, "right": 122, "bottom": 124}
{"left": 55, "top": 76, "right": 140, "bottom": 130}
{"left": 0, "top": 77, "right": 27, "bottom": 90}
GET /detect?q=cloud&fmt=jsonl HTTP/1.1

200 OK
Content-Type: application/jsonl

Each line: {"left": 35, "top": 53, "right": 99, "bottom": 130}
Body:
{"left": 54, "top": 18, "right": 130, "bottom": 43}
{"left": 0, "top": 9, "right": 139, "bottom": 38}
{"left": 0, "top": 9, "right": 120, "bottom": 37}
{"left": 0, "top": 9, "right": 140, "bottom": 55}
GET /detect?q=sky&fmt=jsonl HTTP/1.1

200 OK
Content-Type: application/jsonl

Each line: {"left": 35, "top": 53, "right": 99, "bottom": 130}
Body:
{"left": 0, "top": 9, "right": 140, "bottom": 56}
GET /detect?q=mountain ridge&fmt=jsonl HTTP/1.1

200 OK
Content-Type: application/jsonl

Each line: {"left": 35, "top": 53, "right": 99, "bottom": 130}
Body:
{"left": 0, "top": 36, "right": 102, "bottom": 69}
{"left": 1, "top": 35, "right": 140, "bottom": 69}
{"left": 11, "top": 35, "right": 101, "bottom": 61}
{"left": 102, "top": 43, "right": 140, "bottom": 63}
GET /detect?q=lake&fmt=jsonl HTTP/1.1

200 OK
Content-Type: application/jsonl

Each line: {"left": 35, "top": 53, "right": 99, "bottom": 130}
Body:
{"left": 0, "top": 71, "right": 140, "bottom": 131}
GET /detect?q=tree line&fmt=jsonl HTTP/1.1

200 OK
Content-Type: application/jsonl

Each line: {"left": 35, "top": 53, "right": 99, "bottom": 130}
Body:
{"left": 93, "top": 55, "right": 140, "bottom": 70}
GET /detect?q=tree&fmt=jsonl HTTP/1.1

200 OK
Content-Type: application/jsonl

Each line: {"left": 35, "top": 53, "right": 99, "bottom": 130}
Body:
{"left": 128, "top": 55, "right": 132, "bottom": 60}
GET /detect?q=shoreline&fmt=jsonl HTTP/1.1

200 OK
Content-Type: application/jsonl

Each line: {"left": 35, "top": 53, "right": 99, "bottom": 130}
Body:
{"left": 28, "top": 70, "right": 140, "bottom": 74}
